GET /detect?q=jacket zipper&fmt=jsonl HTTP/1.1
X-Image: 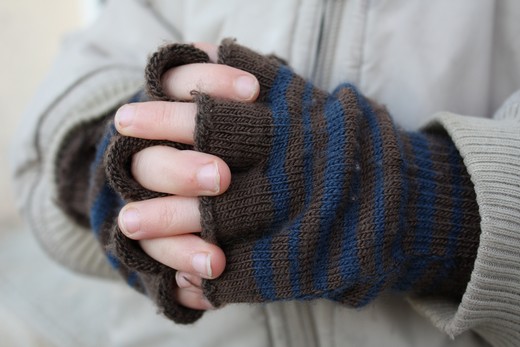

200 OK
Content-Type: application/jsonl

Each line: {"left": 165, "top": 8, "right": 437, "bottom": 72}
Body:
{"left": 311, "top": 0, "right": 345, "bottom": 89}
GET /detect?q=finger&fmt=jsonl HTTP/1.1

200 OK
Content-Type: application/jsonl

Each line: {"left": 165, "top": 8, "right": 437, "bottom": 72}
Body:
{"left": 115, "top": 102, "right": 196, "bottom": 144}
{"left": 162, "top": 63, "right": 259, "bottom": 102}
{"left": 140, "top": 234, "right": 226, "bottom": 279}
{"left": 193, "top": 42, "right": 218, "bottom": 63}
{"left": 118, "top": 196, "right": 200, "bottom": 239}
{"left": 132, "top": 146, "right": 231, "bottom": 196}
{"left": 175, "top": 287, "right": 214, "bottom": 310}
{"left": 176, "top": 271, "right": 203, "bottom": 289}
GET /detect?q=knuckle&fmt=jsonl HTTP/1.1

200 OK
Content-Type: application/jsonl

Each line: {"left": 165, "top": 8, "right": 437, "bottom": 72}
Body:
{"left": 156, "top": 102, "right": 174, "bottom": 127}
{"left": 158, "top": 200, "right": 181, "bottom": 232}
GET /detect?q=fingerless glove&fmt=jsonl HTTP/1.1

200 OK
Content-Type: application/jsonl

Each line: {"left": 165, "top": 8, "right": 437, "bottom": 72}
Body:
{"left": 90, "top": 39, "right": 481, "bottom": 324}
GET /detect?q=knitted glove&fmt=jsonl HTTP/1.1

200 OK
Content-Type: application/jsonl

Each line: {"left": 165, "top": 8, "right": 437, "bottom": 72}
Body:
{"left": 91, "top": 39, "right": 481, "bottom": 324}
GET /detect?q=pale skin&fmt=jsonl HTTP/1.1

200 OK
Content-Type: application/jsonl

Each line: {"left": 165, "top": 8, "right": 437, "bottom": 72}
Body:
{"left": 114, "top": 43, "right": 260, "bottom": 310}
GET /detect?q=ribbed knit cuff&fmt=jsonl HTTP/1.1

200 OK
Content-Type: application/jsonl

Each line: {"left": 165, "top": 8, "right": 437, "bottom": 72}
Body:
{"left": 394, "top": 129, "right": 480, "bottom": 298}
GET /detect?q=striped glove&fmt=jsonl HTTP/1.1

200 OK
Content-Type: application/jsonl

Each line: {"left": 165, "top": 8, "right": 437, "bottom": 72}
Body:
{"left": 94, "top": 39, "right": 481, "bottom": 324}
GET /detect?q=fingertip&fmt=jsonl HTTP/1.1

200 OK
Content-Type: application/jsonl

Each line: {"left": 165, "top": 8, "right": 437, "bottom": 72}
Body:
{"left": 196, "top": 158, "right": 231, "bottom": 196}
{"left": 118, "top": 204, "right": 142, "bottom": 239}
{"left": 208, "top": 244, "right": 226, "bottom": 279}
{"left": 233, "top": 74, "right": 260, "bottom": 101}
{"left": 216, "top": 159, "right": 232, "bottom": 194}
{"left": 191, "top": 247, "right": 226, "bottom": 279}
{"left": 114, "top": 104, "right": 134, "bottom": 133}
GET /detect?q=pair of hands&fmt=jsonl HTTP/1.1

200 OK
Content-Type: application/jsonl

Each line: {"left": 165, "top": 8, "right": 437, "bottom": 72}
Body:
{"left": 114, "top": 43, "right": 260, "bottom": 310}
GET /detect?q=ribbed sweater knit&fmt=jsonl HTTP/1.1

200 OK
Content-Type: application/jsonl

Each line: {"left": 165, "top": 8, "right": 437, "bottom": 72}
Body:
{"left": 84, "top": 40, "right": 481, "bottom": 324}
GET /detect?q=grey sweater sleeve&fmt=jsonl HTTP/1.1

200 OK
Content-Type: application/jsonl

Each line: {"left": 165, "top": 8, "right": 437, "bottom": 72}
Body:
{"left": 409, "top": 90, "right": 520, "bottom": 347}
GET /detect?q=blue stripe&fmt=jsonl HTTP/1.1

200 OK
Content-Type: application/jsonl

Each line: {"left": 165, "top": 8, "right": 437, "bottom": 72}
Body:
{"left": 312, "top": 88, "right": 347, "bottom": 292}
{"left": 127, "top": 271, "right": 139, "bottom": 287}
{"left": 253, "top": 66, "right": 294, "bottom": 300}
{"left": 107, "top": 251, "right": 121, "bottom": 269}
{"left": 287, "top": 82, "right": 315, "bottom": 298}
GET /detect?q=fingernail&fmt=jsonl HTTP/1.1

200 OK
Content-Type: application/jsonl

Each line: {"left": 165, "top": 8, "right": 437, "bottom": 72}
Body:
{"left": 176, "top": 272, "right": 192, "bottom": 289}
{"left": 115, "top": 105, "right": 135, "bottom": 128}
{"left": 234, "top": 75, "right": 258, "bottom": 100}
{"left": 197, "top": 162, "right": 220, "bottom": 194}
{"left": 192, "top": 253, "right": 212, "bottom": 278}
{"left": 120, "top": 208, "right": 140, "bottom": 235}
{"left": 201, "top": 297, "right": 215, "bottom": 310}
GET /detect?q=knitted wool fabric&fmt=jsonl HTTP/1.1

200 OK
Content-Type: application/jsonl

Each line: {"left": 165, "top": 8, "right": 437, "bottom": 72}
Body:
{"left": 90, "top": 40, "right": 481, "bottom": 324}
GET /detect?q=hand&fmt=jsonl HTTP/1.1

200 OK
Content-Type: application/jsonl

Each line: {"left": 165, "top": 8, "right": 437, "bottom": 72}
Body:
{"left": 113, "top": 43, "right": 260, "bottom": 310}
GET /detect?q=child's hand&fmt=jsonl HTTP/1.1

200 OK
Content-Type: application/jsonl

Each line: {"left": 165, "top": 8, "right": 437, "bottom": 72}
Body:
{"left": 114, "top": 43, "right": 260, "bottom": 310}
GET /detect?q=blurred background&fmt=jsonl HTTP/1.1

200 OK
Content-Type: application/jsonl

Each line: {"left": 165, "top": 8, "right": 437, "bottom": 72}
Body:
{"left": 0, "top": 1, "right": 117, "bottom": 346}
{"left": 0, "top": 0, "right": 94, "bottom": 223}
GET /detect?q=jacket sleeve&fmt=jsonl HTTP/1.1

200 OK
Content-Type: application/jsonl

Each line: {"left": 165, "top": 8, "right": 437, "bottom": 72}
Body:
{"left": 8, "top": 0, "right": 182, "bottom": 278}
{"left": 409, "top": 89, "right": 520, "bottom": 347}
